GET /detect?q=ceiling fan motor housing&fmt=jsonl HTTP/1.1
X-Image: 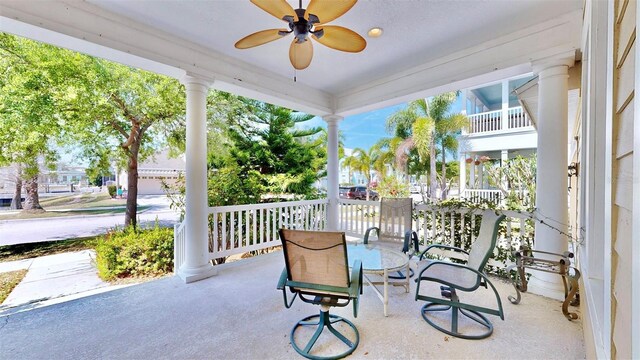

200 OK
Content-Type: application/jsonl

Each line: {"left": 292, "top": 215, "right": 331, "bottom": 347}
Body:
{"left": 287, "top": 8, "right": 322, "bottom": 43}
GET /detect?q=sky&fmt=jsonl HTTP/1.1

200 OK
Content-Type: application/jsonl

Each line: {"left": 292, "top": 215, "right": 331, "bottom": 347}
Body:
{"left": 302, "top": 94, "right": 464, "bottom": 151}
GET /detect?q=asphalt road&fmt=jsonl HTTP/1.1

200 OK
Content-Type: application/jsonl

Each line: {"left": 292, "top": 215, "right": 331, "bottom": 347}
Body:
{"left": 0, "top": 196, "right": 180, "bottom": 246}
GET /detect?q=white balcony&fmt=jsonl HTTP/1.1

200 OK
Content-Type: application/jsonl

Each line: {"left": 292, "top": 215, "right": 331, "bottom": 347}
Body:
{"left": 465, "top": 107, "right": 533, "bottom": 136}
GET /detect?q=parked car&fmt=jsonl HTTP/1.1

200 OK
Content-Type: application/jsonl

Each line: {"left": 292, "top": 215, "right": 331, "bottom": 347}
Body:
{"left": 339, "top": 186, "right": 350, "bottom": 199}
{"left": 344, "top": 186, "right": 379, "bottom": 201}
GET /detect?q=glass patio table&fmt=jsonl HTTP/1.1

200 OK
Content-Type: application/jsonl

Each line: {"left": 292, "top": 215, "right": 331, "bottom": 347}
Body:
{"left": 347, "top": 243, "right": 410, "bottom": 317}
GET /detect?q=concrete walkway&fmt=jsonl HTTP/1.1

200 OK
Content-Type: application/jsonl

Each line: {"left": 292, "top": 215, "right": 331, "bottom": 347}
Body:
{"left": 0, "top": 250, "right": 113, "bottom": 311}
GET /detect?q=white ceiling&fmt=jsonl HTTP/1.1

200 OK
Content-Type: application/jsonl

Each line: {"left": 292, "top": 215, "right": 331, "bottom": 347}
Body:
{"left": 0, "top": 0, "right": 583, "bottom": 116}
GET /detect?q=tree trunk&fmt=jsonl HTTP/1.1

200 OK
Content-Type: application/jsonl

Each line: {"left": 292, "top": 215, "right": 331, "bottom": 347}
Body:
{"left": 429, "top": 138, "right": 437, "bottom": 200}
{"left": 440, "top": 143, "right": 447, "bottom": 200}
{"left": 22, "top": 175, "right": 43, "bottom": 211}
{"left": 10, "top": 173, "right": 22, "bottom": 210}
{"left": 124, "top": 142, "right": 140, "bottom": 228}
{"left": 365, "top": 173, "right": 370, "bottom": 201}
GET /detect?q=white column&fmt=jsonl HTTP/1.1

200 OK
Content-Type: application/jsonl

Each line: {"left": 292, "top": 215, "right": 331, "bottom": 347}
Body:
{"left": 501, "top": 150, "right": 509, "bottom": 190}
{"left": 459, "top": 152, "right": 466, "bottom": 195}
{"left": 179, "top": 75, "right": 217, "bottom": 283}
{"left": 324, "top": 115, "right": 342, "bottom": 231}
{"left": 530, "top": 55, "right": 573, "bottom": 299}
{"left": 469, "top": 155, "right": 476, "bottom": 189}
{"left": 501, "top": 79, "right": 509, "bottom": 131}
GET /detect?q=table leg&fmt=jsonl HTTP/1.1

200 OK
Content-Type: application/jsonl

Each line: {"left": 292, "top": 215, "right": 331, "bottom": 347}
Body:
{"left": 405, "top": 262, "right": 410, "bottom": 293}
{"left": 383, "top": 267, "right": 388, "bottom": 317}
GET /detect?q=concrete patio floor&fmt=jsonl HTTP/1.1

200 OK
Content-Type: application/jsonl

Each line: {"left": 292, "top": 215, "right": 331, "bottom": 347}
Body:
{"left": 0, "top": 251, "right": 584, "bottom": 359}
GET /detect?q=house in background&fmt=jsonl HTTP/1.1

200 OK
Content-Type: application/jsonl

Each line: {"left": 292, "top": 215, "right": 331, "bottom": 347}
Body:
{"left": 117, "top": 149, "right": 185, "bottom": 195}
{"left": 0, "top": 161, "right": 89, "bottom": 196}
{"left": 457, "top": 73, "right": 580, "bottom": 205}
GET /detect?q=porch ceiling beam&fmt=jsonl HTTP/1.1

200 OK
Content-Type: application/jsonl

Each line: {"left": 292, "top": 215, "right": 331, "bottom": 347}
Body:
{"left": 0, "top": 0, "right": 333, "bottom": 116}
{"left": 333, "top": 10, "right": 582, "bottom": 117}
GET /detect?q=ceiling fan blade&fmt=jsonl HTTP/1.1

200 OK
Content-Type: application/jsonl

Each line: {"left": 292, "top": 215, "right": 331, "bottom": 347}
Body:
{"left": 289, "top": 39, "right": 313, "bottom": 70}
{"left": 305, "top": 0, "right": 357, "bottom": 23}
{"left": 250, "top": 0, "right": 296, "bottom": 21}
{"left": 235, "top": 29, "right": 289, "bottom": 49}
{"left": 312, "top": 26, "right": 366, "bottom": 52}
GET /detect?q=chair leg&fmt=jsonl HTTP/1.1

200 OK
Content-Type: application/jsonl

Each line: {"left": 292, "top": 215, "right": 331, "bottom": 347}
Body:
{"left": 420, "top": 288, "right": 494, "bottom": 340}
{"left": 290, "top": 308, "right": 359, "bottom": 360}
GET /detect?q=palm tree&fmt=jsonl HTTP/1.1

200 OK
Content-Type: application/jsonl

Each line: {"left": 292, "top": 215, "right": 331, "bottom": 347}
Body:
{"left": 349, "top": 147, "right": 381, "bottom": 200}
{"left": 429, "top": 94, "right": 467, "bottom": 199}
{"left": 385, "top": 93, "right": 466, "bottom": 200}
{"left": 385, "top": 99, "right": 435, "bottom": 196}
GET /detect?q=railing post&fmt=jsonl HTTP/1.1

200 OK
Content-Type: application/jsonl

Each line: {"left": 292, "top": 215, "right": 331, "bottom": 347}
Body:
{"left": 501, "top": 79, "right": 509, "bottom": 130}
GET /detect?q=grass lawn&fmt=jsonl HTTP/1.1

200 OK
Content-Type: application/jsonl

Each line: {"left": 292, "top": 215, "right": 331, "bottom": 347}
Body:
{"left": 0, "top": 269, "right": 28, "bottom": 303}
{"left": 40, "top": 192, "right": 126, "bottom": 209}
{"left": 0, "top": 236, "right": 101, "bottom": 263}
{"left": 0, "top": 205, "right": 151, "bottom": 220}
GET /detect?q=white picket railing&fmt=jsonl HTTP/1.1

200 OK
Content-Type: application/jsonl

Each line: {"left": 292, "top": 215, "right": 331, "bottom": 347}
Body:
{"left": 173, "top": 221, "right": 186, "bottom": 274}
{"left": 338, "top": 199, "right": 534, "bottom": 269}
{"left": 507, "top": 106, "right": 531, "bottom": 129}
{"left": 209, "top": 199, "right": 328, "bottom": 259}
{"left": 462, "top": 189, "right": 504, "bottom": 204}
{"left": 413, "top": 204, "right": 534, "bottom": 267}
{"left": 467, "top": 109, "right": 502, "bottom": 133}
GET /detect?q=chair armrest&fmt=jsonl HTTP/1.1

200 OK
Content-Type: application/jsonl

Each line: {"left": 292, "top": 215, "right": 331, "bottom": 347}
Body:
{"left": 418, "top": 243, "right": 469, "bottom": 261}
{"left": 364, "top": 227, "right": 379, "bottom": 244}
{"left": 349, "top": 259, "right": 363, "bottom": 317}
{"left": 276, "top": 267, "right": 297, "bottom": 308}
{"left": 277, "top": 268, "right": 288, "bottom": 290}
{"left": 349, "top": 260, "right": 363, "bottom": 297}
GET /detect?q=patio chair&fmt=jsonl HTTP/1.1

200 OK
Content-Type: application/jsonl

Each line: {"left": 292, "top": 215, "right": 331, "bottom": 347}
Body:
{"left": 364, "top": 197, "right": 419, "bottom": 278}
{"left": 415, "top": 210, "right": 506, "bottom": 339}
{"left": 277, "top": 229, "right": 363, "bottom": 360}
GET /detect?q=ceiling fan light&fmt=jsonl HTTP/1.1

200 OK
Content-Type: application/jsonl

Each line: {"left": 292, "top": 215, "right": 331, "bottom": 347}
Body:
{"left": 367, "top": 27, "right": 383, "bottom": 38}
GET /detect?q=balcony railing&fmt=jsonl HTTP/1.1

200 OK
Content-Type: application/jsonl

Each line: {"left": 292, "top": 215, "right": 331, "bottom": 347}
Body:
{"left": 468, "top": 109, "right": 502, "bottom": 133}
{"left": 507, "top": 106, "right": 531, "bottom": 129}
{"left": 461, "top": 189, "right": 533, "bottom": 208}
{"left": 466, "top": 106, "right": 532, "bottom": 135}
{"left": 462, "top": 189, "right": 504, "bottom": 204}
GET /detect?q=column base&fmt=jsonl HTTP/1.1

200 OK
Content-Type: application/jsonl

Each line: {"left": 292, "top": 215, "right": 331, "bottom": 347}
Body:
{"left": 178, "top": 264, "right": 218, "bottom": 283}
{"left": 525, "top": 270, "right": 567, "bottom": 301}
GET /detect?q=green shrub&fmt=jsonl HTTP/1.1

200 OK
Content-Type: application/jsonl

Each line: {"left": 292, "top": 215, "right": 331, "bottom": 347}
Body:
{"left": 107, "top": 185, "right": 117, "bottom": 198}
{"left": 377, "top": 175, "right": 410, "bottom": 198}
{"left": 96, "top": 225, "right": 174, "bottom": 280}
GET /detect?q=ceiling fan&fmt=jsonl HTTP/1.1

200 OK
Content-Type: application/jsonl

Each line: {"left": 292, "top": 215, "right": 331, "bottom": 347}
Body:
{"left": 235, "top": 0, "right": 367, "bottom": 70}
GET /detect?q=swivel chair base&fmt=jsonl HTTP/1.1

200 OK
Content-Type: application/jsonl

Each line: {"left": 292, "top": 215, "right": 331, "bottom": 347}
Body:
{"left": 419, "top": 287, "right": 493, "bottom": 340}
{"left": 291, "top": 310, "right": 359, "bottom": 360}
